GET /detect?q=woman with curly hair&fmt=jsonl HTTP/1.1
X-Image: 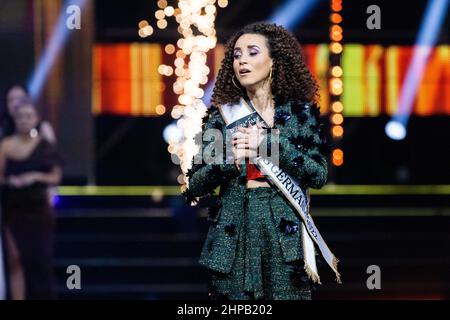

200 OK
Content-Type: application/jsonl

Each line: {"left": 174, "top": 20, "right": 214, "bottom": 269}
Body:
{"left": 184, "top": 22, "right": 333, "bottom": 300}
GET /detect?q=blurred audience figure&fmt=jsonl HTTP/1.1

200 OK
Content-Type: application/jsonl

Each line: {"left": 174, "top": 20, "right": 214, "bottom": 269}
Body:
{"left": 0, "top": 103, "right": 62, "bottom": 299}
{"left": 1, "top": 84, "right": 56, "bottom": 143}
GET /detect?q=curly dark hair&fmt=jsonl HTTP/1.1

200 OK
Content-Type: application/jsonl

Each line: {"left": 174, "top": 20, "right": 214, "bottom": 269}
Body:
{"left": 211, "top": 22, "right": 319, "bottom": 108}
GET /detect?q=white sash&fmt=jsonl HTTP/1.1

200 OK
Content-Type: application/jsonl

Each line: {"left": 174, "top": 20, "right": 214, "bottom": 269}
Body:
{"left": 218, "top": 98, "right": 341, "bottom": 284}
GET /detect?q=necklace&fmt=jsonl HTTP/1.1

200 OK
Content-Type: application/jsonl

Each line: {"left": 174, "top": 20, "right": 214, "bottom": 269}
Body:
{"left": 29, "top": 128, "right": 38, "bottom": 138}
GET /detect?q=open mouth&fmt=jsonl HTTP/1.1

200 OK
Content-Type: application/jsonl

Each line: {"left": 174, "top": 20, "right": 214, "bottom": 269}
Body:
{"left": 239, "top": 69, "right": 251, "bottom": 75}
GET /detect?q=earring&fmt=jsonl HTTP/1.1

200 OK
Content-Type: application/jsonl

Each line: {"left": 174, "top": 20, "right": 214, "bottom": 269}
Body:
{"left": 268, "top": 68, "right": 273, "bottom": 83}
{"left": 232, "top": 75, "right": 241, "bottom": 89}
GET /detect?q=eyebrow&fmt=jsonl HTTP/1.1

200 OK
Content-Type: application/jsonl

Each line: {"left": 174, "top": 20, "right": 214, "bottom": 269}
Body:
{"left": 234, "top": 45, "right": 261, "bottom": 51}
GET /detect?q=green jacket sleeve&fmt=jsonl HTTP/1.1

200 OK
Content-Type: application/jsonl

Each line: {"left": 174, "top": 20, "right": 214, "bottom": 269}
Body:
{"left": 263, "top": 104, "right": 329, "bottom": 189}
{"left": 184, "top": 107, "right": 240, "bottom": 200}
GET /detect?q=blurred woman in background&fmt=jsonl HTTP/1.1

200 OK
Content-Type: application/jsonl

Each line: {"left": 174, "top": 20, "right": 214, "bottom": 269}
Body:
{"left": 1, "top": 84, "right": 56, "bottom": 143}
{"left": 0, "top": 103, "right": 62, "bottom": 299}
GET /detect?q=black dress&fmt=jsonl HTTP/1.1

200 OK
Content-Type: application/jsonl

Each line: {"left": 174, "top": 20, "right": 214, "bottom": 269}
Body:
{"left": 1, "top": 138, "right": 61, "bottom": 299}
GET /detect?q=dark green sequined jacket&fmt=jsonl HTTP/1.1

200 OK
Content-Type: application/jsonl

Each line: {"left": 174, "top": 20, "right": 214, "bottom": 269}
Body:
{"left": 184, "top": 101, "right": 329, "bottom": 274}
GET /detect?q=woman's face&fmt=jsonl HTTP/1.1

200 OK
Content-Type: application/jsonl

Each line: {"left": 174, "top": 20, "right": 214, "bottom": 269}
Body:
{"left": 232, "top": 33, "right": 273, "bottom": 90}
{"left": 7, "top": 86, "right": 28, "bottom": 116}
{"left": 14, "top": 104, "right": 39, "bottom": 135}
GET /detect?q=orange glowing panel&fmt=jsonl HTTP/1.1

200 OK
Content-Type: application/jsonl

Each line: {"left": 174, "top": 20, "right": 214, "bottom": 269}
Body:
{"left": 92, "top": 44, "right": 449, "bottom": 117}
{"left": 416, "top": 46, "right": 450, "bottom": 115}
{"left": 342, "top": 44, "right": 450, "bottom": 116}
{"left": 100, "top": 44, "right": 132, "bottom": 115}
{"left": 303, "top": 44, "right": 330, "bottom": 114}
{"left": 92, "top": 43, "right": 163, "bottom": 116}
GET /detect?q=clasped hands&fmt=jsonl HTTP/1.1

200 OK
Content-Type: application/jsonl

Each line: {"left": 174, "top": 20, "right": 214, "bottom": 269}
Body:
{"left": 232, "top": 121, "right": 265, "bottom": 171}
{"left": 7, "top": 172, "right": 41, "bottom": 188}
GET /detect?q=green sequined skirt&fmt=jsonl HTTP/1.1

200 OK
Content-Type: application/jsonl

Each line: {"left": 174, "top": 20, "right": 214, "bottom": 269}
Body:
{"left": 208, "top": 186, "right": 312, "bottom": 300}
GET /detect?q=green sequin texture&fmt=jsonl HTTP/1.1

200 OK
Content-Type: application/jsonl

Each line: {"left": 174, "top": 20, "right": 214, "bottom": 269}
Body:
{"left": 209, "top": 187, "right": 312, "bottom": 300}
